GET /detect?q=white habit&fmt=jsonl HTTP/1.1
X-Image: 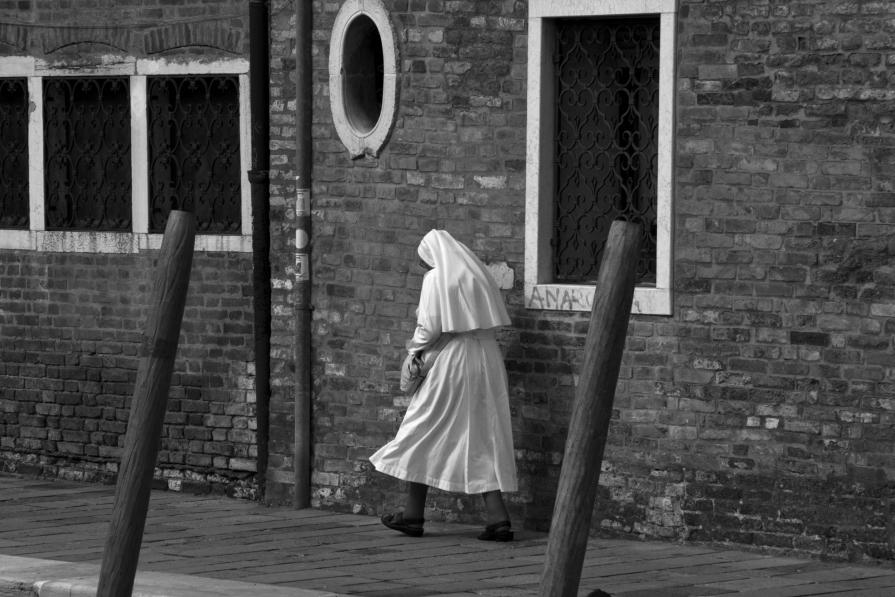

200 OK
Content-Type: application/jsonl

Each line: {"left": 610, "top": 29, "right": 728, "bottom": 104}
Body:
{"left": 369, "top": 230, "right": 518, "bottom": 494}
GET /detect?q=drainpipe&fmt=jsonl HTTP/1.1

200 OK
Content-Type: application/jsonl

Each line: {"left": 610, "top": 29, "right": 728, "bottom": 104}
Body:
{"left": 248, "top": 0, "right": 271, "bottom": 499}
{"left": 294, "top": 0, "right": 312, "bottom": 509}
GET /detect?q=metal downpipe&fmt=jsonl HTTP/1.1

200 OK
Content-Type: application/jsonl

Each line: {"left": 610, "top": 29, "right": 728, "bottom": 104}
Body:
{"left": 294, "top": 0, "right": 312, "bottom": 509}
{"left": 248, "top": 0, "right": 271, "bottom": 499}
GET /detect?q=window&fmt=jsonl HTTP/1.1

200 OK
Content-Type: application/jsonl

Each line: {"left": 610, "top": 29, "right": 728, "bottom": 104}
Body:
{"left": 525, "top": 0, "right": 676, "bottom": 314}
{"left": 341, "top": 15, "right": 384, "bottom": 135}
{"left": 44, "top": 77, "right": 132, "bottom": 231}
{"left": 0, "top": 57, "right": 251, "bottom": 253}
{"left": 329, "top": 0, "right": 398, "bottom": 158}
{"left": 0, "top": 77, "right": 28, "bottom": 229}
{"left": 147, "top": 75, "right": 241, "bottom": 234}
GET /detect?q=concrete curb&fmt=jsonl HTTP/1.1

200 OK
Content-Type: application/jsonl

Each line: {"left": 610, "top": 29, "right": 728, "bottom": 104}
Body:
{"left": 0, "top": 556, "right": 347, "bottom": 597}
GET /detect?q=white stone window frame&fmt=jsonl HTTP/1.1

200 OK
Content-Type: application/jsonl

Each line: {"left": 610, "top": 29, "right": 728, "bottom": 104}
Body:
{"left": 328, "top": 0, "right": 398, "bottom": 158}
{"left": 525, "top": 0, "right": 677, "bottom": 315}
{"left": 0, "top": 56, "right": 252, "bottom": 253}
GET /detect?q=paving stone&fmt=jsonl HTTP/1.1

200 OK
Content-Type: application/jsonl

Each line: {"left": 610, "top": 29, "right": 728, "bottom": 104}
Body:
{"left": 1, "top": 474, "right": 894, "bottom": 597}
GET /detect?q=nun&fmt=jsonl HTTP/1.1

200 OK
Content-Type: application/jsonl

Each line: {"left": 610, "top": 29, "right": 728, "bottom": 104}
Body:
{"left": 369, "top": 229, "right": 518, "bottom": 542}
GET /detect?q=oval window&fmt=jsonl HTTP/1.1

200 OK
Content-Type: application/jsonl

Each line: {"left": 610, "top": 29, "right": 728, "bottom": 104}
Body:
{"left": 342, "top": 15, "right": 384, "bottom": 134}
{"left": 329, "top": 0, "right": 397, "bottom": 158}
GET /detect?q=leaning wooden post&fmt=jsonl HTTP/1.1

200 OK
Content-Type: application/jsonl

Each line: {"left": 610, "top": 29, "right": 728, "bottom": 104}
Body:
{"left": 97, "top": 210, "right": 195, "bottom": 597}
{"left": 539, "top": 219, "right": 642, "bottom": 597}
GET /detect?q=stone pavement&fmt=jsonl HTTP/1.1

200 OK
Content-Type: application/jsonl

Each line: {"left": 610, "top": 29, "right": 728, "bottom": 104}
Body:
{"left": 2, "top": 474, "right": 895, "bottom": 596}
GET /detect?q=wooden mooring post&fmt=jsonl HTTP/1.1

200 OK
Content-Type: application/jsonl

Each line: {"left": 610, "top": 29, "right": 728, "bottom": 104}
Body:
{"left": 97, "top": 211, "right": 195, "bottom": 597}
{"left": 539, "top": 219, "right": 642, "bottom": 597}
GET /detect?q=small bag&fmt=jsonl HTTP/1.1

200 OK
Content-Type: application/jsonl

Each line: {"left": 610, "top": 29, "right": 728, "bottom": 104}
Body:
{"left": 399, "top": 333, "right": 452, "bottom": 395}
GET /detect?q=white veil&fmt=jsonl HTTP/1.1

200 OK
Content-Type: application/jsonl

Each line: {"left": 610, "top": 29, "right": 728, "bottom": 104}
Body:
{"left": 416, "top": 229, "right": 511, "bottom": 333}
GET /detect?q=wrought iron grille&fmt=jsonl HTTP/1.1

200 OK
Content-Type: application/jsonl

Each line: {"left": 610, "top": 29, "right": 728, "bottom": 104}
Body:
{"left": 147, "top": 76, "right": 241, "bottom": 234}
{"left": 0, "top": 78, "right": 29, "bottom": 229}
{"left": 553, "top": 17, "right": 660, "bottom": 284}
{"left": 44, "top": 77, "right": 132, "bottom": 231}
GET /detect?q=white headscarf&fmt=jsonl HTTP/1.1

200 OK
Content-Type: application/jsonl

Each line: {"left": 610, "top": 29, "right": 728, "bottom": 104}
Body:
{"left": 417, "top": 229, "right": 511, "bottom": 333}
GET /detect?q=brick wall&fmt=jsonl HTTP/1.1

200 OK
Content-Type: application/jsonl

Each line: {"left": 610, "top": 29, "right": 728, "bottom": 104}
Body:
{"left": 0, "top": 250, "right": 257, "bottom": 495}
{"left": 0, "top": 1, "right": 245, "bottom": 57}
{"left": 668, "top": 0, "right": 895, "bottom": 560}
{"left": 268, "top": 0, "right": 895, "bottom": 562}
{"left": 265, "top": 0, "right": 300, "bottom": 503}
{"left": 0, "top": 1, "right": 258, "bottom": 496}
{"left": 4, "top": 0, "right": 893, "bottom": 562}
{"left": 267, "top": 0, "right": 532, "bottom": 513}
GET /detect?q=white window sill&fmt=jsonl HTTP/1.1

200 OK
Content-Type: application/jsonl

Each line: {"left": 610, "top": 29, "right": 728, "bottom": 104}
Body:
{"left": 0, "top": 230, "right": 252, "bottom": 253}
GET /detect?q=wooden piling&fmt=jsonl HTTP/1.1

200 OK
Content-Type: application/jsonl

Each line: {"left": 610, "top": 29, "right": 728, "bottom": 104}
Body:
{"left": 539, "top": 219, "right": 643, "bottom": 597}
{"left": 97, "top": 210, "right": 195, "bottom": 597}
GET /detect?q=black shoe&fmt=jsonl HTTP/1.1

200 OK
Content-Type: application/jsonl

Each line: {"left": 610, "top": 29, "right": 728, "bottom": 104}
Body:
{"left": 478, "top": 520, "right": 513, "bottom": 542}
{"left": 381, "top": 512, "right": 425, "bottom": 537}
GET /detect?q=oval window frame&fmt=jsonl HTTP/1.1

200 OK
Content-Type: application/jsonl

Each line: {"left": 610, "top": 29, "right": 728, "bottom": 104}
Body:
{"left": 329, "top": 0, "right": 398, "bottom": 158}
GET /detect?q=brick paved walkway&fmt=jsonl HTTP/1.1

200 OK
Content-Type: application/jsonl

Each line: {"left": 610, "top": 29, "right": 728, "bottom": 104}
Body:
{"left": 2, "top": 473, "right": 895, "bottom": 596}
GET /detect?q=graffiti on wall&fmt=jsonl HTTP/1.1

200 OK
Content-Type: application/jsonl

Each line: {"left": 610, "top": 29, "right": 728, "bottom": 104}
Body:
{"left": 525, "top": 284, "right": 594, "bottom": 311}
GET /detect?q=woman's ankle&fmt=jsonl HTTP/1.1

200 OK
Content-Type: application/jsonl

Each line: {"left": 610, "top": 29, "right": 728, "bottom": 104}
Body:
{"left": 404, "top": 482, "right": 428, "bottom": 519}
{"left": 482, "top": 490, "right": 510, "bottom": 524}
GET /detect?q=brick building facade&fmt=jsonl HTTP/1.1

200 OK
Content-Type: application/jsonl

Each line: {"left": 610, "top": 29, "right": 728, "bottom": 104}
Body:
{"left": 3, "top": 0, "right": 895, "bottom": 563}
{"left": 0, "top": 1, "right": 260, "bottom": 496}
{"left": 266, "top": 0, "right": 895, "bottom": 561}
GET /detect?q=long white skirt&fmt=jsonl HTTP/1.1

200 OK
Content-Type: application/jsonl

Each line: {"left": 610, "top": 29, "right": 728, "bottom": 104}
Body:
{"left": 370, "top": 329, "right": 518, "bottom": 494}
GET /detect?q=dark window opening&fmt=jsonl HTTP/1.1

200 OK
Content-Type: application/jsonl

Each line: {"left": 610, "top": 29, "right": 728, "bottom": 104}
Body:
{"left": 0, "top": 78, "right": 29, "bottom": 229}
{"left": 342, "top": 15, "right": 385, "bottom": 134}
{"left": 147, "top": 75, "right": 241, "bottom": 234}
{"left": 552, "top": 17, "right": 659, "bottom": 285}
{"left": 44, "top": 77, "right": 131, "bottom": 231}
